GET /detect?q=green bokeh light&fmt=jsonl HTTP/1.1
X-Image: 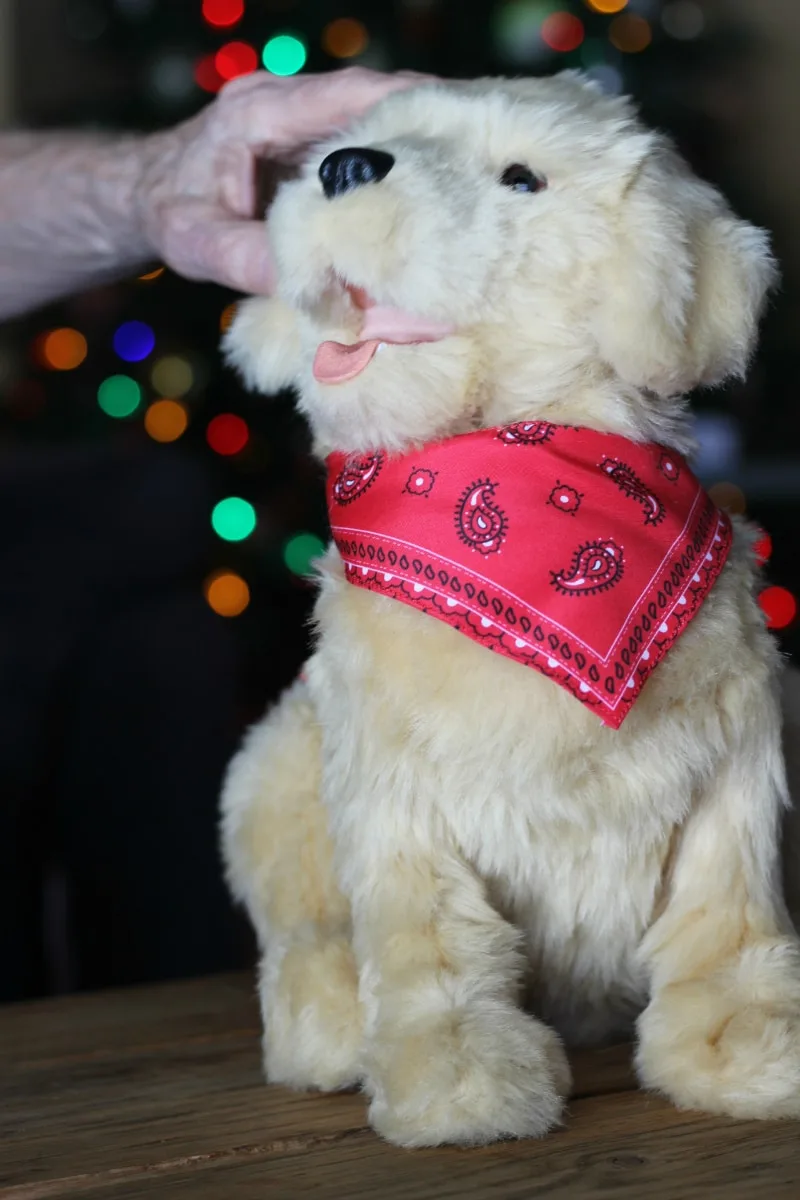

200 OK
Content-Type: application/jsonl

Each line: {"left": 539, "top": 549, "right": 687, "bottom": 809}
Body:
{"left": 262, "top": 34, "right": 307, "bottom": 76}
{"left": 212, "top": 496, "right": 257, "bottom": 542}
{"left": 97, "top": 374, "right": 141, "bottom": 418}
{"left": 283, "top": 532, "right": 326, "bottom": 576}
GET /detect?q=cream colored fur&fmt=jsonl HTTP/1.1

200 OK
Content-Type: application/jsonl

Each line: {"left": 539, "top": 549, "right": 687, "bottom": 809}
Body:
{"left": 220, "top": 74, "right": 800, "bottom": 1147}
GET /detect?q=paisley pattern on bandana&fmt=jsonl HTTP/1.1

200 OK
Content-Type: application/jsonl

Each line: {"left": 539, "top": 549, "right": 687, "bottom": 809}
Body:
{"left": 497, "top": 421, "right": 555, "bottom": 446}
{"left": 599, "top": 457, "right": 665, "bottom": 526}
{"left": 455, "top": 479, "right": 507, "bottom": 555}
{"left": 332, "top": 453, "right": 384, "bottom": 505}
{"left": 551, "top": 539, "right": 624, "bottom": 596}
{"left": 326, "top": 424, "right": 732, "bottom": 728}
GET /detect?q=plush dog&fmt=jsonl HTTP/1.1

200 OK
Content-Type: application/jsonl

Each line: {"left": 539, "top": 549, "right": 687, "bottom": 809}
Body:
{"left": 220, "top": 73, "right": 800, "bottom": 1148}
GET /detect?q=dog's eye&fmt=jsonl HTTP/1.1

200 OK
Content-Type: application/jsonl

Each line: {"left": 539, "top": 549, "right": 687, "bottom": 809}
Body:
{"left": 500, "top": 164, "right": 546, "bottom": 194}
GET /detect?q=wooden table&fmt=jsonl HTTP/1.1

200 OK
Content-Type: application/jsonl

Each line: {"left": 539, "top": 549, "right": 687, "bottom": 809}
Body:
{"left": 2, "top": 973, "right": 799, "bottom": 1198}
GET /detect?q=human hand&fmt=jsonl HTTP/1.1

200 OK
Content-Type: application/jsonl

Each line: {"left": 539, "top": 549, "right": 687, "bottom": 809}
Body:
{"left": 134, "top": 67, "right": 428, "bottom": 295}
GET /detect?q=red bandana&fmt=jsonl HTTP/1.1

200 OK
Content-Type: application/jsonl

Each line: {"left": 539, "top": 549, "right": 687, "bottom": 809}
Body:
{"left": 326, "top": 423, "right": 732, "bottom": 727}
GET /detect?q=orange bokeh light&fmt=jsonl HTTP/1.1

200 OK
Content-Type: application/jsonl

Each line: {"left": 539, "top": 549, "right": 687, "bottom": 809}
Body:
{"left": 220, "top": 303, "right": 238, "bottom": 333}
{"left": 322, "top": 17, "right": 369, "bottom": 59}
{"left": 38, "top": 328, "right": 88, "bottom": 371}
{"left": 144, "top": 398, "right": 189, "bottom": 444}
{"left": 609, "top": 13, "right": 652, "bottom": 52}
{"left": 204, "top": 570, "right": 251, "bottom": 617}
{"left": 585, "top": 0, "right": 628, "bottom": 13}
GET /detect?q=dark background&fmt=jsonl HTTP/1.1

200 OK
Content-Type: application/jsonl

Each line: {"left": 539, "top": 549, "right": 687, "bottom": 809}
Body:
{"left": 1, "top": 0, "right": 797, "bottom": 1003}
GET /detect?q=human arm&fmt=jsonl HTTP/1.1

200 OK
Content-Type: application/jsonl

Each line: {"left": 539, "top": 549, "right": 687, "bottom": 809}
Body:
{"left": 0, "top": 68, "right": 423, "bottom": 320}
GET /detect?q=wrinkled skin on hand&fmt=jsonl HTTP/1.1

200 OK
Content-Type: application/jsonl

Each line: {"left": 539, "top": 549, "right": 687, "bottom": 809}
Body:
{"left": 135, "top": 68, "right": 427, "bottom": 295}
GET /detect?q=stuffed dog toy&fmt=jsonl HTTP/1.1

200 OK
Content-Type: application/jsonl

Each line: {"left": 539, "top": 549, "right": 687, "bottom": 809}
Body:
{"left": 220, "top": 73, "right": 800, "bottom": 1148}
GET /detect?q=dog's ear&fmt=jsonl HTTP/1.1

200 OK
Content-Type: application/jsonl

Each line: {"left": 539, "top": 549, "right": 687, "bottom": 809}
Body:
{"left": 591, "top": 140, "right": 777, "bottom": 396}
{"left": 223, "top": 296, "right": 303, "bottom": 395}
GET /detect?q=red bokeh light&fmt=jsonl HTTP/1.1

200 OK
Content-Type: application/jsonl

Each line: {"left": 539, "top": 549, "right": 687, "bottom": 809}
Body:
{"left": 759, "top": 586, "right": 797, "bottom": 630}
{"left": 753, "top": 530, "right": 773, "bottom": 565}
{"left": 194, "top": 53, "right": 224, "bottom": 94}
{"left": 207, "top": 413, "right": 250, "bottom": 456}
{"left": 541, "top": 12, "right": 584, "bottom": 53}
{"left": 201, "top": 0, "right": 244, "bottom": 29}
{"left": 215, "top": 41, "right": 258, "bottom": 82}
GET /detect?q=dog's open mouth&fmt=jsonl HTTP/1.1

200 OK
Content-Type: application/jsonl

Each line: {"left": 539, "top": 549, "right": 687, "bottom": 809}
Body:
{"left": 312, "top": 284, "right": 455, "bottom": 385}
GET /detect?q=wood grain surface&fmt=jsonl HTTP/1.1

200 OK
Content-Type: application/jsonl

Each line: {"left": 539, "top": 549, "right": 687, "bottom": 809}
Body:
{"left": 1, "top": 973, "right": 798, "bottom": 1198}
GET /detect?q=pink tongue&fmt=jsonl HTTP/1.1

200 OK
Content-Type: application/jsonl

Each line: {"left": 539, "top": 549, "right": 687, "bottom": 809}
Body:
{"left": 312, "top": 305, "right": 455, "bottom": 386}
{"left": 313, "top": 339, "right": 380, "bottom": 385}
{"left": 359, "top": 306, "right": 455, "bottom": 344}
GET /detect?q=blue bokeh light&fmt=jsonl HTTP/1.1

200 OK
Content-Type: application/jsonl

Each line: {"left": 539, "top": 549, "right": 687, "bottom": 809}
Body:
{"left": 113, "top": 320, "right": 156, "bottom": 363}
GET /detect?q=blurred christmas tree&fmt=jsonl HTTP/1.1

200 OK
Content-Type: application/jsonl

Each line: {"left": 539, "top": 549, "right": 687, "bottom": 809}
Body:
{"left": 1, "top": 0, "right": 795, "bottom": 717}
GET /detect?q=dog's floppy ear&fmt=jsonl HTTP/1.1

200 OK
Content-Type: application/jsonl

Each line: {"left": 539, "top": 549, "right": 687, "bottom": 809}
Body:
{"left": 591, "top": 139, "right": 777, "bottom": 396}
{"left": 223, "top": 296, "right": 303, "bottom": 395}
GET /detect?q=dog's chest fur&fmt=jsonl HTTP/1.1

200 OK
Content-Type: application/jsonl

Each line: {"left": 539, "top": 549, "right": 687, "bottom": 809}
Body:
{"left": 307, "top": 547, "right": 750, "bottom": 1043}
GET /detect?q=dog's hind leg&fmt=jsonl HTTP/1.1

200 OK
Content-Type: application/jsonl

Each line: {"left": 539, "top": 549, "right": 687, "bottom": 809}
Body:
{"left": 220, "top": 676, "right": 362, "bottom": 1091}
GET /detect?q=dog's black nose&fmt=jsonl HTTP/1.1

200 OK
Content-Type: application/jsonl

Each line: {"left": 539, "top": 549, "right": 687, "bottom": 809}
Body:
{"left": 318, "top": 147, "right": 395, "bottom": 199}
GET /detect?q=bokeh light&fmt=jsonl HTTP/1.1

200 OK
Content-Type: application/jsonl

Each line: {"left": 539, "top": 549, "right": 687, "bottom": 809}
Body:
{"left": 138, "top": 266, "right": 165, "bottom": 282}
{"left": 113, "top": 320, "right": 155, "bottom": 363}
{"left": 207, "top": 413, "right": 249, "bottom": 456}
{"left": 493, "top": 2, "right": 557, "bottom": 66}
{"left": 541, "top": 11, "right": 584, "bottom": 52}
{"left": 661, "top": 0, "right": 704, "bottom": 40}
{"left": 609, "top": 13, "right": 652, "bottom": 52}
{"left": 151, "top": 355, "right": 194, "bottom": 397}
{"left": 98, "top": 375, "right": 142, "bottom": 419}
{"left": 212, "top": 496, "right": 257, "bottom": 542}
{"left": 38, "top": 328, "right": 88, "bottom": 371}
{"left": 144, "top": 398, "right": 188, "bottom": 443}
{"left": 220, "top": 303, "right": 238, "bottom": 333}
{"left": 263, "top": 34, "right": 307, "bottom": 75}
{"left": 216, "top": 41, "right": 259, "bottom": 81}
{"left": 707, "top": 481, "right": 747, "bottom": 515}
{"left": 204, "top": 570, "right": 251, "bottom": 617}
{"left": 759, "top": 586, "right": 797, "bottom": 631}
{"left": 584, "top": 0, "right": 627, "bottom": 11}
{"left": 753, "top": 530, "right": 773, "bottom": 566}
{"left": 323, "top": 17, "right": 369, "bottom": 58}
{"left": 194, "top": 53, "right": 224, "bottom": 93}
{"left": 585, "top": 64, "right": 624, "bottom": 94}
{"left": 283, "top": 532, "right": 326, "bottom": 576}
{"left": 201, "top": 0, "right": 244, "bottom": 29}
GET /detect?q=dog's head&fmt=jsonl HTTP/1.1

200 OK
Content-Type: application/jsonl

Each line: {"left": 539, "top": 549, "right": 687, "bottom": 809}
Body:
{"left": 226, "top": 72, "right": 776, "bottom": 455}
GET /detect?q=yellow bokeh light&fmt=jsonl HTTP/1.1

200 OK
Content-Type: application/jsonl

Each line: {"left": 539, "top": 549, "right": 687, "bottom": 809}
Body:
{"left": 204, "top": 570, "right": 251, "bottom": 617}
{"left": 609, "top": 12, "right": 652, "bottom": 52}
{"left": 220, "top": 303, "right": 238, "bottom": 333}
{"left": 151, "top": 354, "right": 194, "bottom": 397}
{"left": 39, "top": 327, "right": 88, "bottom": 371}
{"left": 322, "top": 17, "right": 369, "bottom": 59}
{"left": 144, "top": 398, "right": 189, "bottom": 443}
{"left": 585, "top": 0, "right": 628, "bottom": 13}
{"left": 138, "top": 266, "right": 165, "bottom": 282}
{"left": 708, "top": 481, "right": 747, "bottom": 516}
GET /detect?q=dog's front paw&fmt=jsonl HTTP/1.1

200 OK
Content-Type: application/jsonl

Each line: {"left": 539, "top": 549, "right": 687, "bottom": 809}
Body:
{"left": 365, "top": 1005, "right": 571, "bottom": 1147}
{"left": 260, "top": 937, "right": 363, "bottom": 1092}
{"left": 637, "top": 982, "right": 800, "bottom": 1119}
